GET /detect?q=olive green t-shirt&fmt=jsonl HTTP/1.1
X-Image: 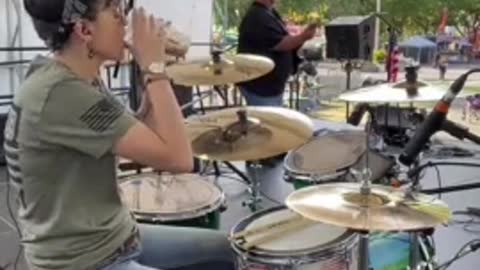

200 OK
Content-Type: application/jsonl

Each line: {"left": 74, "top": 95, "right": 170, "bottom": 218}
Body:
{"left": 4, "top": 56, "right": 138, "bottom": 269}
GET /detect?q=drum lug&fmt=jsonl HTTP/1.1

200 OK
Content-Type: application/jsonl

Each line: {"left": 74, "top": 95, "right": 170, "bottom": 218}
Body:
{"left": 288, "top": 258, "right": 303, "bottom": 268}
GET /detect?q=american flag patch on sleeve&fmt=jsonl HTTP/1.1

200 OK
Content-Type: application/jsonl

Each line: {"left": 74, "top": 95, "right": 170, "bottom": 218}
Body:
{"left": 80, "top": 98, "right": 123, "bottom": 133}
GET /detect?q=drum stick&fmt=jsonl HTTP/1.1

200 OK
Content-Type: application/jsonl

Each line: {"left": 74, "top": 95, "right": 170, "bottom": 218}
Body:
{"left": 231, "top": 214, "right": 304, "bottom": 239}
{"left": 241, "top": 218, "right": 314, "bottom": 250}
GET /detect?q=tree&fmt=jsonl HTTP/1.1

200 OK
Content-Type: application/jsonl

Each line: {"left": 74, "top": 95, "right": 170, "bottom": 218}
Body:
{"left": 214, "top": 0, "right": 480, "bottom": 43}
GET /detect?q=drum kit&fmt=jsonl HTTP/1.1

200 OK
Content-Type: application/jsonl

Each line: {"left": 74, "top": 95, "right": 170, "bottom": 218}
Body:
{"left": 339, "top": 68, "right": 465, "bottom": 149}
{"left": 117, "top": 50, "right": 460, "bottom": 270}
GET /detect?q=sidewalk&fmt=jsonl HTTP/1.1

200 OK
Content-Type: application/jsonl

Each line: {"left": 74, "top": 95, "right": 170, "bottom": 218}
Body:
{"left": 316, "top": 62, "right": 480, "bottom": 90}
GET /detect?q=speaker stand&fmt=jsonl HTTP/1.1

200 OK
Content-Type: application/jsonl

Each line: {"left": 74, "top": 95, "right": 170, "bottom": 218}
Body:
{"left": 344, "top": 58, "right": 354, "bottom": 120}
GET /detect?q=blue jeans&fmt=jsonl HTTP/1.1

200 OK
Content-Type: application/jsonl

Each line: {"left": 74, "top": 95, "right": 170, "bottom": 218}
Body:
{"left": 101, "top": 224, "right": 235, "bottom": 270}
{"left": 240, "top": 87, "right": 284, "bottom": 107}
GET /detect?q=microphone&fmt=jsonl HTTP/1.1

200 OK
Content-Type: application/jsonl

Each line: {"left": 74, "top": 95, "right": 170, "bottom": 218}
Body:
{"left": 398, "top": 72, "right": 470, "bottom": 166}
{"left": 442, "top": 119, "right": 480, "bottom": 145}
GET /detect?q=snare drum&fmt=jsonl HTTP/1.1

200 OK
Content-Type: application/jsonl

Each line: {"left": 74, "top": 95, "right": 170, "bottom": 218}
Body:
{"left": 119, "top": 173, "right": 226, "bottom": 229}
{"left": 231, "top": 206, "right": 358, "bottom": 270}
{"left": 284, "top": 131, "right": 394, "bottom": 189}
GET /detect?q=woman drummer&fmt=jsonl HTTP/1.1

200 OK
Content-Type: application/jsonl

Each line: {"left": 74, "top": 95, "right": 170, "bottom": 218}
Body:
{"left": 3, "top": 0, "right": 234, "bottom": 269}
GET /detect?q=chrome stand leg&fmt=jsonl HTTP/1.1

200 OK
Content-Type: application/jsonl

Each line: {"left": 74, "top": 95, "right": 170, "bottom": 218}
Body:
{"left": 242, "top": 162, "right": 262, "bottom": 212}
{"left": 409, "top": 233, "right": 421, "bottom": 270}
{"left": 359, "top": 233, "right": 370, "bottom": 270}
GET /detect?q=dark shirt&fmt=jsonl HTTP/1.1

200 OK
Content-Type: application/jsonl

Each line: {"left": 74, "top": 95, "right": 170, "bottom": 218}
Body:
{"left": 237, "top": 2, "right": 296, "bottom": 97}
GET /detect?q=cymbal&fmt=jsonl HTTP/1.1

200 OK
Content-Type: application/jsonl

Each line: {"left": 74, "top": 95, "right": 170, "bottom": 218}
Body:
{"left": 338, "top": 81, "right": 450, "bottom": 103}
{"left": 286, "top": 183, "right": 451, "bottom": 232}
{"left": 186, "top": 107, "right": 314, "bottom": 161}
{"left": 166, "top": 54, "right": 274, "bottom": 86}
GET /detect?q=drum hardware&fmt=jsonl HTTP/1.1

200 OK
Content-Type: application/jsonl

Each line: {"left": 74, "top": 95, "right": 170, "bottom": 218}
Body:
{"left": 187, "top": 106, "right": 313, "bottom": 211}
{"left": 230, "top": 206, "right": 359, "bottom": 270}
{"left": 285, "top": 183, "right": 451, "bottom": 233}
{"left": 285, "top": 115, "right": 451, "bottom": 270}
{"left": 118, "top": 172, "right": 226, "bottom": 229}
{"left": 166, "top": 52, "right": 275, "bottom": 86}
{"left": 283, "top": 130, "right": 378, "bottom": 189}
{"left": 369, "top": 104, "right": 427, "bottom": 148}
{"left": 242, "top": 162, "right": 263, "bottom": 212}
{"left": 341, "top": 58, "right": 362, "bottom": 120}
{"left": 179, "top": 89, "right": 215, "bottom": 112}
{"left": 396, "top": 70, "right": 480, "bottom": 269}
{"left": 338, "top": 64, "right": 457, "bottom": 104}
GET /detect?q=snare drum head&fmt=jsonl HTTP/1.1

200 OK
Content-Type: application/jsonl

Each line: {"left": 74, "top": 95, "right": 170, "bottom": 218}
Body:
{"left": 119, "top": 173, "right": 222, "bottom": 216}
{"left": 285, "top": 131, "right": 367, "bottom": 175}
{"left": 239, "top": 208, "right": 350, "bottom": 253}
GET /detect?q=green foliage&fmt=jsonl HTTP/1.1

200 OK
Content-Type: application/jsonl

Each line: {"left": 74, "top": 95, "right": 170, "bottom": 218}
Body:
{"left": 374, "top": 49, "right": 387, "bottom": 63}
{"left": 214, "top": 0, "right": 480, "bottom": 43}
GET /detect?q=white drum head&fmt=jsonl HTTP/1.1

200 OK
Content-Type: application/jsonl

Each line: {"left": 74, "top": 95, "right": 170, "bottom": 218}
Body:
{"left": 119, "top": 173, "right": 222, "bottom": 215}
{"left": 285, "top": 131, "right": 366, "bottom": 175}
{"left": 244, "top": 208, "right": 347, "bottom": 252}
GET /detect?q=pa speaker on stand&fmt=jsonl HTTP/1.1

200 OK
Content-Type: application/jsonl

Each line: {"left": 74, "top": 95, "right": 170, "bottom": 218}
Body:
{"left": 325, "top": 15, "right": 375, "bottom": 61}
{"left": 325, "top": 15, "right": 376, "bottom": 119}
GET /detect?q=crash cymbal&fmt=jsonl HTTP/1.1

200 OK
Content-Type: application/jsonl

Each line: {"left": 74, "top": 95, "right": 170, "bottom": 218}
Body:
{"left": 286, "top": 183, "right": 451, "bottom": 232}
{"left": 339, "top": 81, "right": 451, "bottom": 103}
{"left": 166, "top": 54, "right": 274, "bottom": 86}
{"left": 186, "top": 107, "right": 314, "bottom": 161}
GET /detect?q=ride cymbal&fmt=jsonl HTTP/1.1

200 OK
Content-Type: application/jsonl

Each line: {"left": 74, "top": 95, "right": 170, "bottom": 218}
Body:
{"left": 166, "top": 54, "right": 274, "bottom": 86}
{"left": 339, "top": 81, "right": 450, "bottom": 103}
{"left": 186, "top": 107, "right": 314, "bottom": 161}
{"left": 286, "top": 183, "right": 451, "bottom": 232}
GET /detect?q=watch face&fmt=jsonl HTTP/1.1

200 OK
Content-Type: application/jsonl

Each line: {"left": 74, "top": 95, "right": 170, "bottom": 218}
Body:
{"left": 149, "top": 62, "right": 165, "bottom": 73}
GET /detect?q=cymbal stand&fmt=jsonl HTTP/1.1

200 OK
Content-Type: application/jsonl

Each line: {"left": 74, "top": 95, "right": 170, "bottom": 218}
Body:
{"left": 407, "top": 162, "right": 430, "bottom": 270}
{"left": 344, "top": 58, "right": 354, "bottom": 120}
{"left": 242, "top": 162, "right": 263, "bottom": 212}
{"left": 358, "top": 115, "right": 373, "bottom": 270}
{"left": 220, "top": 110, "right": 263, "bottom": 211}
{"left": 190, "top": 83, "right": 252, "bottom": 186}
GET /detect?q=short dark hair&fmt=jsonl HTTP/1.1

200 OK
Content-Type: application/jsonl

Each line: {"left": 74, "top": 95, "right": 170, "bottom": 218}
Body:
{"left": 23, "top": 0, "right": 115, "bottom": 50}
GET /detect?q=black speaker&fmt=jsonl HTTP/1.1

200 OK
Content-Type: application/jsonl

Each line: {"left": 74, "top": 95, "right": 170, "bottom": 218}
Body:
{"left": 325, "top": 16, "right": 375, "bottom": 60}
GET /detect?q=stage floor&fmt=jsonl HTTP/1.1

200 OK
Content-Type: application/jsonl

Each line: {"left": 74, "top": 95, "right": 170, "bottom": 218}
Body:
{"left": 1, "top": 136, "right": 480, "bottom": 270}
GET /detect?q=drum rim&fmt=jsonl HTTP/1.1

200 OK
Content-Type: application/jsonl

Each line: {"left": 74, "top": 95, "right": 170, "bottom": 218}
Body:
{"left": 133, "top": 193, "right": 225, "bottom": 222}
{"left": 230, "top": 206, "right": 358, "bottom": 263}
{"left": 120, "top": 173, "right": 226, "bottom": 222}
{"left": 283, "top": 167, "right": 348, "bottom": 183}
{"left": 284, "top": 131, "right": 366, "bottom": 176}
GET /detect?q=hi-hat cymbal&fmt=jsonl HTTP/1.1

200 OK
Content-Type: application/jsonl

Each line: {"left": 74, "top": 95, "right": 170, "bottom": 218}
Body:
{"left": 186, "top": 107, "right": 314, "bottom": 161}
{"left": 339, "top": 81, "right": 450, "bottom": 103}
{"left": 166, "top": 54, "right": 274, "bottom": 86}
{"left": 286, "top": 183, "right": 451, "bottom": 232}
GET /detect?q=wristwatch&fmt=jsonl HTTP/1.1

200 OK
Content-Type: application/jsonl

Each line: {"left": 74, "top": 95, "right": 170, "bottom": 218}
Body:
{"left": 144, "top": 62, "right": 166, "bottom": 74}
{"left": 142, "top": 62, "right": 169, "bottom": 86}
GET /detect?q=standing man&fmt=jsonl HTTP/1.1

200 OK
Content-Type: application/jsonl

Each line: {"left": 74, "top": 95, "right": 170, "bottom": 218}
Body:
{"left": 237, "top": 0, "right": 316, "bottom": 107}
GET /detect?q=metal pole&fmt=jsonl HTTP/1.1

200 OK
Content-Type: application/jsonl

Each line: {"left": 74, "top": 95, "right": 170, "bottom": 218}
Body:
{"left": 6, "top": 0, "right": 15, "bottom": 95}
{"left": 358, "top": 234, "right": 370, "bottom": 270}
{"left": 374, "top": 0, "right": 381, "bottom": 52}
{"left": 410, "top": 232, "right": 421, "bottom": 270}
